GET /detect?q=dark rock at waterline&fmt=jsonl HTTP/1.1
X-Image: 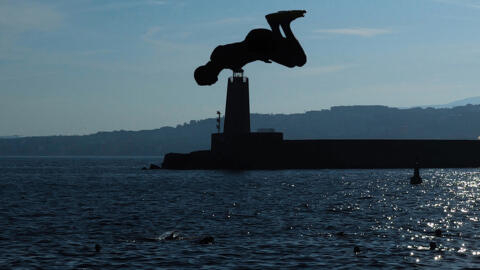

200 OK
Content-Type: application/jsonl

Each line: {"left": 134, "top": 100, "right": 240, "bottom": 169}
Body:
{"left": 430, "top": 242, "right": 436, "bottom": 250}
{"left": 149, "top": 164, "right": 161, "bottom": 170}
{"left": 140, "top": 164, "right": 161, "bottom": 170}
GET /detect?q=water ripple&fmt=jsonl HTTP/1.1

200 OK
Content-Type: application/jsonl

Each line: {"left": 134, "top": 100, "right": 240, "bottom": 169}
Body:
{"left": 1, "top": 158, "right": 480, "bottom": 268}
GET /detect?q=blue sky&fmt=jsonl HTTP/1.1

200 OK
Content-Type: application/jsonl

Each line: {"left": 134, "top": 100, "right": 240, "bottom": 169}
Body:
{"left": 1, "top": 0, "right": 480, "bottom": 136}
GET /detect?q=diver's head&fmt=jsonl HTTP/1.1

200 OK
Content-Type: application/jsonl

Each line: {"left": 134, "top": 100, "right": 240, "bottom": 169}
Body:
{"left": 194, "top": 62, "right": 219, "bottom": 86}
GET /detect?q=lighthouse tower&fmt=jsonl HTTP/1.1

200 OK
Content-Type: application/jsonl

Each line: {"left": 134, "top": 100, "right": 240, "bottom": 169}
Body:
{"left": 224, "top": 70, "right": 250, "bottom": 135}
{"left": 210, "top": 70, "right": 283, "bottom": 162}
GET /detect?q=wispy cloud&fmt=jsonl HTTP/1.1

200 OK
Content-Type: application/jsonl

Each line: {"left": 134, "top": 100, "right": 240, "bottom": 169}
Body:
{"left": 142, "top": 26, "right": 193, "bottom": 48}
{"left": 0, "top": 1, "right": 64, "bottom": 61}
{"left": 202, "top": 17, "right": 258, "bottom": 27}
{"left": 84, "top": 0, "right": 167, "bottom": 12}
{"left": 296, "top": 64, "right": 355, "bottom": 76}
{"left": 78, "top": 49, "right": 116, "bottom": 56}
{"left": 0, "top": 1, "right": 63, "bottom": 32}
{"left": 432, "top": 0, "right": 480, "bottom": 9}
{"left": 142, "top": 16, "right": 257, "bottom": 46}
{"left": 314, "top": 28, "right": 391, "bottom": 37}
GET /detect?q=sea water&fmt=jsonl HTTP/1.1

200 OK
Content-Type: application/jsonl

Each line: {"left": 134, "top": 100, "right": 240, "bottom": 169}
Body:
{"left": 1, "top": 157, "right": 480, "bottom": 269}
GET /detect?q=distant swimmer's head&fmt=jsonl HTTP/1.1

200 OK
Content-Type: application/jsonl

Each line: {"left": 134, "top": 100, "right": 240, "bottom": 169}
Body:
{"left": 194, "top": 62, "right": 219, "bottom": 86}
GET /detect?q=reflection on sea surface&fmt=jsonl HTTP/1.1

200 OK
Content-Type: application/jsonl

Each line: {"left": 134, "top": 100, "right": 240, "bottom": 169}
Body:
{"left": 1, "top": 157, "right": 480, "bottom": 268}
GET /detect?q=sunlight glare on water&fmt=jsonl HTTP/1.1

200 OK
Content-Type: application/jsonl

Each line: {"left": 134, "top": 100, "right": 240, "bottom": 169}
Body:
{"left": 1, "top": 158, "right": 480, "bottom": 269}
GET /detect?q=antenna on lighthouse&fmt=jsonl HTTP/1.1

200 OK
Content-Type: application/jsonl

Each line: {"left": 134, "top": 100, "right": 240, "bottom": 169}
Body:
{"left": 216, "top": 111, "right": 221, "bottom": 133}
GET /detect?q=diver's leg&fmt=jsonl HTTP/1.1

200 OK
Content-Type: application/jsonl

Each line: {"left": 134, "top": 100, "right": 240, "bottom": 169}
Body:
{"left": 274, "top": 20, "right": 307, "bottom": 67}
{"left": 279, "top": 23, "right": 307, "bottom": 67}
{"left": 265, "top": 10, "right": 306, "bottom": 38}
{"left": 265, "top": 13, "right": 281, "bottom": 37}
{"left": 279, "top": 22, "right": 296, "bottom": 40}
{"left": 265, "top": 10, "right": 307, "bottom": 66}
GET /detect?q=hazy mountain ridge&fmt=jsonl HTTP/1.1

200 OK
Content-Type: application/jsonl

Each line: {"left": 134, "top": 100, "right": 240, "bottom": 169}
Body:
{"left": 2, "top": 104, "right": 480, "bottom": 156}
{"left": 0, "top": 136, "right": 20, "bottom": 139}
{"left": 420, "top": 96, "right": 480, "bottom": 108}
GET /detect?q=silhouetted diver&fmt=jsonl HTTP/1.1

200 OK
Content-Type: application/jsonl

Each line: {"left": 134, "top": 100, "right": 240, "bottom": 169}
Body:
{"left": 195, "top": 10, "right": 307, "bottom": 85}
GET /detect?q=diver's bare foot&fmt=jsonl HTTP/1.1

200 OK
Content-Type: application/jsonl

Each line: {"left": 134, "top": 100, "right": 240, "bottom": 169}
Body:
{"left": 266, "top": 10, "right": 306, "bottom": 25}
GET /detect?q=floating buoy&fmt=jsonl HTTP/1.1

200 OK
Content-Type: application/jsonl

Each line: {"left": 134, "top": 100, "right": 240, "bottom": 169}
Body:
{"left": 410, "top": 164, "right": 422, "bottom": 184}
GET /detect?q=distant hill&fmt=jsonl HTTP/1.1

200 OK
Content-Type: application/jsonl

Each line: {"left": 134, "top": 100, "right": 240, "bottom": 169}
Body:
{"left": 2, "top": 104, "right": 480, "bottom": 156}
{"left": 0, "top": 136, "right": 20, "bottom": 139}
{"left": 422, "top": 96, "right": 480, "bottom": 108}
